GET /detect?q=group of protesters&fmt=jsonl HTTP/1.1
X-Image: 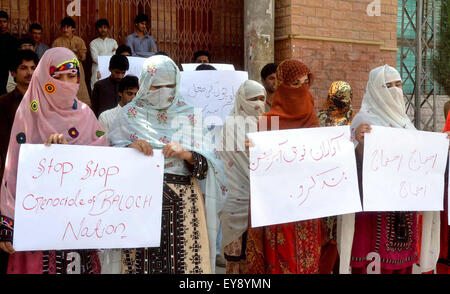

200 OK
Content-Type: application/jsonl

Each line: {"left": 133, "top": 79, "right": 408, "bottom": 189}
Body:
{"left": 0, "top": 10, "right": 448, "bottom": 275}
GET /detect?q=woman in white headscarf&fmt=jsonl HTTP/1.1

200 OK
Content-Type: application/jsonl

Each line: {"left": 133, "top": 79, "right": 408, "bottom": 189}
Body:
{"left": 108, "top": 55, "right": 227, "bottom": 274}
{"left": 218, "top": 80, "right": 266, "bottom": 274}
{"left": 337, "top": 65, "right": 442, "bottom": 274}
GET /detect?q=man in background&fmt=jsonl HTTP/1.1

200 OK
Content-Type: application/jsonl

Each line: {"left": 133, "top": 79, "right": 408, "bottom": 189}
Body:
{"left": 99, "top": 75, "right": 139, "bottom": 133}
{"left": 52, "top": 17, "right": 91, "bottom": 106}
{"left": 193, "top": 50, "right": 211, "bottom": 64}
{"left": 6, "top": 38, "right": 36, "bottom": 93}
{"left": 126, "top": 14, "right": 157, "bottom": 58}
{"left": 91, "top": 54, "right": 129, "bottom": 117}
{"left": 90, "top": 19, "right": 118, "bottom": 90}
{"left": 196, "top": 64, "right": 216, "bottom": 71}
{"left": 0, "top": 50, "right": 38, "bottom": 274}
{"left": 29, "top": 23, "right": 49, "bottom": 59}
{"left": 116, "top": 45, "right": 132, "bottom": 56}
{"left": 260, "top": 63, "right": 278, "bottom": 112}
{"left": 0, "top": 11, "right": 17, "bottom": 95}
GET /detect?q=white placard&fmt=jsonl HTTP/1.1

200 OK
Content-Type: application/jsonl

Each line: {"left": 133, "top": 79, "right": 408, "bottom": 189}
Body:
{"left": 182, "top": 63, "right": 235, "bottom": 71}
{"left": 248, "top": 126, "right": 362, "bottom": 228}
{"left": 13, "top": 144, "right": 164, "bottom": 251}
{"left": 98, "top": 56, "right": 146, "bottom": 81}
{"left": 363, "top": 126, "right": 448, "bottom": 212}
{"left": 180, "top": 70, "right": 248, "bottom": 125}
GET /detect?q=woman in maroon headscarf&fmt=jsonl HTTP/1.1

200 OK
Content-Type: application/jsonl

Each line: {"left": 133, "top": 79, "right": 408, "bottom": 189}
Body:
{"left": 245, "top": 59, "right": 322, "bottom": 274}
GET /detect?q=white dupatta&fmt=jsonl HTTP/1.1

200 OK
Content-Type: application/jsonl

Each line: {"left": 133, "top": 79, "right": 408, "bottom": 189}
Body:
{"left": 218, "top": 80, "right": 266, "bottom": 249}
{"left": 338, "top": 65, "right": 440, "bottom": 274}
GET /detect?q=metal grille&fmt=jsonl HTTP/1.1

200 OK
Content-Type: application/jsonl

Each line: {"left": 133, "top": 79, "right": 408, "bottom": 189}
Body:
{"left": 0, "top": 0, "right": 30, "bottom": 36}
{"left": 398, "top": 0, "right": 441, "bottom": 131}
{"left": 1, "top": 0, "right": 244, "bottom": 69}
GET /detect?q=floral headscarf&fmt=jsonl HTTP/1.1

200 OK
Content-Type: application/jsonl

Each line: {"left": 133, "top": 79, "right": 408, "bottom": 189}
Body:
{"left": 107, "top": 55, "right": 227, "bottom": 270}
{"left": 318, "top": 81, "right": 353, "bottom": 127}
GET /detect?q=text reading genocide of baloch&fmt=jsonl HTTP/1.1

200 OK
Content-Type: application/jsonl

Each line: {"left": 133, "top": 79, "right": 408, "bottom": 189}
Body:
{"left": 13, "top": 144, "right": 164, "bottom": 251}
{"left": 24, "top": 159, "right": 151, "bottom": 239}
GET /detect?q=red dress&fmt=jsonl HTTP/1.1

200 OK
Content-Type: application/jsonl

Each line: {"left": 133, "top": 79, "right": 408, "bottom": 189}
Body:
{"left": 246, "top": 220, "right": 321, "bottom": 274}
{"left": 439, "top": 117, "right": 450, "bottom": 274}
{"left": 246, "top": 59, "right": 323, "bottom": 274}
{"left": 350, "top": 157, "right": 418, "bottom": 273}
{"left": 350, "top": 211, "right": 418, "bottom": 273}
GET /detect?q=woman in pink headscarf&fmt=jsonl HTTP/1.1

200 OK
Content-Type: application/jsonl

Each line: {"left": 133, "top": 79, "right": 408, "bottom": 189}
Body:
{"left": 0, "top": 47, "right": 106, "bottom": 274}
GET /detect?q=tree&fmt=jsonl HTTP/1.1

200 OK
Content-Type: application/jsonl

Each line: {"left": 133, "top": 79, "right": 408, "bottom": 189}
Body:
{"left": 432, "top": 1, "right": 450, "bottom": 96}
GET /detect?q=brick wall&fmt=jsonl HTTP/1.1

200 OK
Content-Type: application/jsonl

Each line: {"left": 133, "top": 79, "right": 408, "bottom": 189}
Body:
{"left": 275, "top": 0, "right": 399, "bottom": 114}
{"left": 417, "top": 95, "right": 450, "bottom": 132}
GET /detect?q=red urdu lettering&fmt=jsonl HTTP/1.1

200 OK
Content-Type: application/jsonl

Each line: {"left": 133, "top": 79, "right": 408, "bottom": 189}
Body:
{"left": 408, "top": 150, "right": 421, "bottom": 171}
{"left": 398, "top": 181, "right": 427, "bottom": 199}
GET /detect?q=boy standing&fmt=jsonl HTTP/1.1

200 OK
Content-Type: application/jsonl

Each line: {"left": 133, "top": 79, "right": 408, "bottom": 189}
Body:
{"left": 29, "top": 23, "right": 49, "bottom": 59}
{"left": 90, "top": 19, "right": 118, "bottom": 90}
{"left": 52, "top": 17, "right": 91, "bottom": 106}
{"left": 91, "top": 54, "right": 129, "bottom": 117}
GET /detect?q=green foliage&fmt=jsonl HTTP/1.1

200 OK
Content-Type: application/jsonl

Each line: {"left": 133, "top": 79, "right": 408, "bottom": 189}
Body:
{"left": 432, "top": 1, "right": 450, "bottom": 96}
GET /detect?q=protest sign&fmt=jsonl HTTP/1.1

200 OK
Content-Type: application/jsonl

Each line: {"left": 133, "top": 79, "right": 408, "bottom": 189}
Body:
{"left": 98, "top": 56, "right": 145, "bottom": 80}
{"left": 179, "top": 70, "right": 248, "bottom": 125}
{"left": 248, "top": 126, "right": 362, "bottom": 228}
{"left": 363, "top": 126, "right": 448, "bottom": 212}
{"left": 13, "top": 144, "right": 164, "bottom": 251}
{"left": 181, "top": 63, "right": 235, "bottom": 71}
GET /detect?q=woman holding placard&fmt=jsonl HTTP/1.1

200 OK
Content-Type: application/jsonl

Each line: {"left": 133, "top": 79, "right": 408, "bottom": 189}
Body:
{"left": 245, "top": 59, "right": 323, "bottom": 274}
{"left": 107, "top": 55, "right": 226, "bottom": 274}
{"left": 218, "top": 80, "right": 266, "bottom": 274}
{"left": 342, "top": 65, "right": 441, "bottom": 274}
{"left": 0, "top": 48, "right": 107, "bottom": 274}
